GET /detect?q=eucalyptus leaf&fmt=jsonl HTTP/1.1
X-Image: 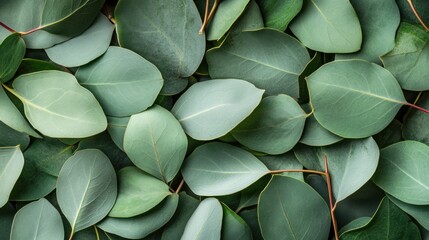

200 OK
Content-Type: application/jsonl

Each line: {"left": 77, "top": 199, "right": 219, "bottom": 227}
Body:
{"left": 236, "top": 176, "right": 270, "bottom": 212}
{"left": 229, "top": 0, "right": 264, "bottom": 35}
{"left": 403, "top": 92, "right": 429, "bottom": 145}
{"left": 221, "top": 203, "right": 252, "bottom": 240}
{"left": 289, "top": 0, "right": 362, "bottom": 53}
{"left": 76, "top": 46, "right": 163, "bottom": 117}
{"left": 256, "top": 0, "right": 303, "bottom": 31}
{"left": 171, "top": 79, "right": 264, "bottom": 140}
{"left": 307, "top": 60, "right": 406, "bottom": 138}
{"left": 0, "top": 122, "right": 30, "bottom": 149}
{"left": 182, "top": 142, "right": 269, "bottom": 196}
{"left": 373, "top": 119, "right": 402, "bottom": 148}
{"left": 15, "top": 58, "right": 63, "bottom": 77}
{"left": 124, "top": 105, "right": 187, "bottom": 182}
{"left": 0, "top": 33, "right": 25, "bottom": 83}
{"left": 109, "top": 166, "right": 171, "bottom": 218}
{"left": 206, "top": 29, "right": 310, "bottom": 97}
{"left": 0, "top": 203, "right": 15, "bottom": 238}
{"left": 0, "top": 146, "right": 24, "bottom": 207}
{"left": 57, "top": 149, "right": 117, "bottom": 234}
{"left": 258, "top": 176, "right": 331, "bottom": 240}
{"left": 239, "top": 208, "right": 262, "bottom": 240}
{"left": 299, "top": 109, "right": 343, "bottom": 147}
{"left": 388, "top": 195, "right": 429, "bottom": 231}
{"left": 232, "top": 94, "right": 307, "bottom": 154}
{"left": 258, "top": 153, "right": 304, "bottom": 180}
{"left": 181, "top": 198, "right": 223, "bottom": 240}
{"left": 6, "top": 70, "right": 107, "bottom": 138}
{"left": 107, "top": 116, "right": 129, "bottom": 151}
{"left": 372, "top": 141, "right": 429, "bottom": 205}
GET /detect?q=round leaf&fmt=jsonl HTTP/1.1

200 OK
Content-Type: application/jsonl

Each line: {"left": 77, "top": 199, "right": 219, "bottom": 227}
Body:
{"left": 57, "top": 149, "right": 117, "bottom": 233}
{"left": 171, "top": 79, "right": 264, "bottom": 140}
{"left": 307, "top": 60, "right": 406, "bottom": 138}
{"left": 232, "top": 94, "right": 307, "bottom": 154}
{"left": 76, "top": 46, "right": 163, "bottom": 117}
{"left": 124, "top": 105, "right": 187, "bottom": 182}
{"left": 182, "top": 142, "right": 269, "bottom": 196}
{"left": 109, "top": 166, "right": 171, "bottom": 218}
{"left": 0, "top": 146, "right": 24, "bottom": 207}
{"left": 0, "top": 33, "right": 25, "bottom": 83}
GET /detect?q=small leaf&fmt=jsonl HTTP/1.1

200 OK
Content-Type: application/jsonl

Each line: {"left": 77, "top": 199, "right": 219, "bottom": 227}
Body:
{"left": 76, "top": 46, "right": 163, "bottom": 117}
{"left": 0, "top": 33, "right": 25, "bottom": 83}
{"left": 0, "top": 146, "right": 24, "bottom": 207}
{"left": 372, "top": 141, "right": 429, "bottom": 205}
{"left": 107, "top": 116, "right": 129, "bottom": 151}
{"left": 57, "top": 149, "right": 117, "bottom": 234}
{"left": 258, "top": 176, "right": 331, "bottom": 240}
{"left": 171, "top": 79, "right": 264, "bottom": 140}
{"left": 10, "top": 198, "right": 64, "bottom": 240}
{"left": 181, "top": 198, "right": 223, "bottom": 240}
{"left": 229, "top": 0, "right": 264, "bottom": 35}
{"left": 109, "top": 166, "right": 171, "bottom": 218}
{"left": 182, "top": 142, "right": 269, "bottom": 196}
{"left": 256, "top": 0, "right": 303, "bottom": 31}
{"left": 403, "top": 92, "right": 429, "bottom": 145}
{"left": 388, "top": 195, "right": 429, "bottom": 231}
{"left": 221, "top": 203, "right": 252, "bottom": 240}
{"left": 0, "top": 122, "right": 30, "bottom": 149}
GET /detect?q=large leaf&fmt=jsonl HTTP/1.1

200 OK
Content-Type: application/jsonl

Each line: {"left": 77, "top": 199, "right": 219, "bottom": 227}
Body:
{"left": 221, "top": 203, "right": 252, "bottom": 240}
{"left": 206, "top": 29, "right": 310, "bottom": 97}
{"left": 381, "top": 22, "right": 429, "bottom": 91}
{"left": 372, "top": 141, "right": 429, "bottom": 205}
{"left": 258, "top": 176, "right": 331, "bottom": 240}
{"left": 307, "top": 60, "right": 406, "bottom": 138}
{"left": 403, "top": 92, "right": 429, "bottom": 145}
{"left": 115, "top": 0, "right": 205, "bottom": 94}
{"left": 294, "top": 138, "right": 379, "bottom": 203}
{"left": 171, "top": 79, "right": 264, "bottom": 140}
{"left": 181, "top": 198, "right": 223, "bottom": 240}
{"left": 231, "top": 94, "right": 307, "bottom": 154}
{"left": 5, "top": 70, "right": 107, "bottom": 138}
{"left": 0, "top": 146, "right": 24, "bottom": 207}
{"left": 256, "top": 0, "right": 303, "bottom": 31}
{"left": 336, "top": 0, "right": 400, "bottom": 63}
{"left": 0, "top": 121, "right": 30, "bottom": 149}
{"left": 340, "top": 197, "right": 421, "bottom": 239}
{"left": 98, "top": 194, "right": 179, "bottom": 239}
{"left": 0, "top": 33, "right": 25, "bottom": 83}
{"left": 57, "top": 149, "right": 117, "bottom": 234}
{"left": 182, "top": 142, "right": 269, "bottom": 196}
{"left": 45, "top": 14, "right": 114, "bottom": 67}
{"left": 289, "top": 0, "right": 362, "bottom": 53}
{"left": 108, "top": 166, "right": 171, "bottom": 218}
{"left": 76, "top": 46, "right": 163, "bottom": 117}
{"left": 388, "top": 195, "right": 429, "bottom": 231}
{"left": 124, "top": 105, "right": 187, "bottom": 182}
{"left": 10, "top": 198, "right": 64, "bottom": 240}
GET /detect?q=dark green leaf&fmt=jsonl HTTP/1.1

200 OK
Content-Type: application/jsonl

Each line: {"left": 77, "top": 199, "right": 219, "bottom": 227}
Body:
{"left": 0, "top": 121, "right": 30, "bottom": 149}
{"left": 403, "top": 92, "right": 429, "bottom": 145}
{"left": 0, "top": 203, "right": 15, "bottom": 238}
{"left": 0, "top": 33, "right": 25, "bottom": 83}
{"left": 221, "top": 203, "right": 252, "bottom": 240}
{"left": 256, "top": 0, "right": 303, "bottom": 31}
{"left": 388, "top": 195, "right": 429, "bottom": 231}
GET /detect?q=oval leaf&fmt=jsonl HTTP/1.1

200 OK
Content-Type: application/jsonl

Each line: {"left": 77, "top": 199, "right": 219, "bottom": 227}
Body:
{"left": 256, "top": 0, "right": 303, "bottom": 31}
{"left": 221, "top": 203, "right": 252, "bottom": 240}
{"left": 372, "top": 141, "right": 429, "bottom": 205}
{"left": 307, "top": 60, "right": 406, "bottom": 138}
{"left": 388, "top": 195, "right": 429, "bottom": 231}
{"left": 0, "top": 122, "right": 30, "bottom": 149}
{"left": 10, "top": 198, "right": 63, "bottom": 240}
{"left": 57, "top": 149, "right": 117, "bottom": 234}
{"left": 124, "top": 105, "right": 187, "bottom": 182}
{"left": 171, "top": 79, "right": 264, "bottom": 140}
{"left": 0, "top": 33, "right": 25, "bottom": 83}
{"left": 7, "top": 70, "right": 107, "bottom": 138}
{"left": 107, "top": 116, "right": 129, "bottom": 151}
{"left": 182, "top": 142, "right": 269, "bottom": 196}
{"left": 403, "top": 92, "right": 429, "bottom": 145}
{"left": 109, "top": 166, "right": 171, "bottom": 218}
{"left": 76, "top": 46, "right": 163, "bottom": 117}
{"left": 0, "top": 146, "right": 24, "bottom": 207}
{"left": 258, "top": 176, "right": 331, "bottom": 240}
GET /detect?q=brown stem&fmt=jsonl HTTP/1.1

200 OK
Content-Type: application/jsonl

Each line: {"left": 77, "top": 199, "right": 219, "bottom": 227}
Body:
{"left": 199, "top": 0, "right": 220, "bottom": 34}
{"left": 0, "top": 21, "right": 16, "bottom": 33}
{"left": 324, "top": 156, "right": 339, "bottom": 240}
{"left": 68, "top": 231, "right": 74, "bottom": 240}
{"left": 175, "top": 179, "right": 185, "bottom": 193}
{"left": 269, "top": 169, "right": 326, "bottom": 175}
{"left": 407, "top": 0, "right": 429, "bottom": 31}
{"left": 406, "top": 102, "right": 429, "bottom": 114}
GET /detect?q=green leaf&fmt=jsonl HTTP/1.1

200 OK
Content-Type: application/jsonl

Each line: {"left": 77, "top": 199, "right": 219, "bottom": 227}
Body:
{"left": 239, "top": 208, "right": 262, "bottom": 239}
{"left": 76, "top": 46, "right": 163, "bottom": 117}
{"left": 15, "top": 58, "right": 63, "bottom": 77}
{"left": 107, "top": 116, "right": 129, "bottom": 151}
{"left": 381, "top": 22, "right": 429, "bottom": 91}
{"left": 45, "top": 14, "right": 114, "bottom": 68}
{"left": 7, "top": 70, "right": 107, "bottom": 138}
{"left": 258, "top": 176, "right": 331, "bottom": 240}
{"left": 258, "top": 153, "right": 304, "bottom": 180}
{"left": 206, "top": 0, "right": 250, "bottom": 40}
{"left": 0, "top": 203, "right": 15, "bottom": 238}
{"left": 0, "top": 122, "right": 30, "bottom": 149}
{"left": 221, "top": 203, "right": 252, "bottom": 240}
{"left": 256, "top": 0, "right": 303, "bottom": 31}
{"left": 388, "top": 195, "right": 429, "bottom": 231}
{"left": 0, "top": 33, "right": 25, "bottom": 83}
{"left": 57, "top": 149, "right": 117, "bottom": 234}
{"left": 396, "top": 0, "right": 429, "bottom": 25}
{"left": 182, "top": 142, "right": 269, "bottom": 196}
{"left": 10, "top": 198, "right": 64, "bottom": 240}
{"left": 307, "top": 60, "right": 406, "bottom": 138}
{"left": 403, "top": 92, "right": 429, "bottom": 145}
{"left": 289, "top": 0, "right": 362, "bottom": 53}
{"left": 171, "top": 79, "right": 264, "bottom": 140}
{"left": 232, "top": 94, "right": 307, "bottom": 154}
{"left": 373, "top": 119, "right": 402, "bottom": 148}
{"left": 236, "top": 176, "right": 270, "bottom": 212}
{"left": 124, "top": 105, "right": 187, "bottom": 182}
{"left": 99, "top": 194, "right": 179, "bottom": 239}
{"left": 115, "top": 0, "right": 205, "bottom": 94}
{"left": 372, "top": 141, "right": 429, "bottom": 205}
{"left": 294, "top": 137, "right": 379, "bottom": 203}
{"left": 340, "top": 197, "right": 421, "bottom": 239}
{"left": 181, "top": 198, "right": 223, "bottom": 240}
{"left": 0, "top": 146, "right": 24, "bottom": 207}
{"left": 335, "top": 0, "right": 400, "bottom": 63}
{"left": 229, "top": 0, "right": 264, "bottom": 35}
{"left": 109, "top": 166, "right": 171, "bottom": 218}
{"left": 206, "top": 29, "right": 310, "bottom": 97}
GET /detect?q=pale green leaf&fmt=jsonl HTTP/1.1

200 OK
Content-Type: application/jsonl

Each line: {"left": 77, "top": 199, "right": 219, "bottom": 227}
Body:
{"left": 0, "top": 146, "right": 24, "bottom": 207}
{"left": 107, "top": 116, "right": 129, "bottom": 151}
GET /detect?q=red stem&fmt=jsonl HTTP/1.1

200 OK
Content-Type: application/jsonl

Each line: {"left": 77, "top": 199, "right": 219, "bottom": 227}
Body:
{"left": 0, "top": 21, "right": 16, "bottom": 33}
{"left": 406, "top": 102, "right": 429, "bottom": 114}
{"left": 407, "top": 0, "right": 429, "bottom": 31}
{"left": 19, "top": 26, "right": 42, "bottom": 36}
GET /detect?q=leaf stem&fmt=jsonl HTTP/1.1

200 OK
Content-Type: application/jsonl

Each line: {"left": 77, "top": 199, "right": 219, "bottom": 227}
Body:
{"left": 407, "top": 0, "right": 429, "bottom": 31}
{"left": 175, "top": 179, "right": 185, "bottom": 193}
{"left": 68, "top": 231, "right": 74, "bottom": 240}
{"left": 269, "top": 169, "right": 325, "bottom": 175}
{"left": 19, "top": 26, "right": 43, "bottom": 36}
{"left": 199, "top": 0, "right": 220, "bottom": 34}
{"left": 0, "top": 21, "right": 16, "bottom": 33}
{"left": 324, "top": 156, "right": 339, "bottom": 240}
{"left": 94, "top": 226, "right": 100, "bottom": 240}
{"left": 406, "top": 102, "right": 429, "bottom": 114}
